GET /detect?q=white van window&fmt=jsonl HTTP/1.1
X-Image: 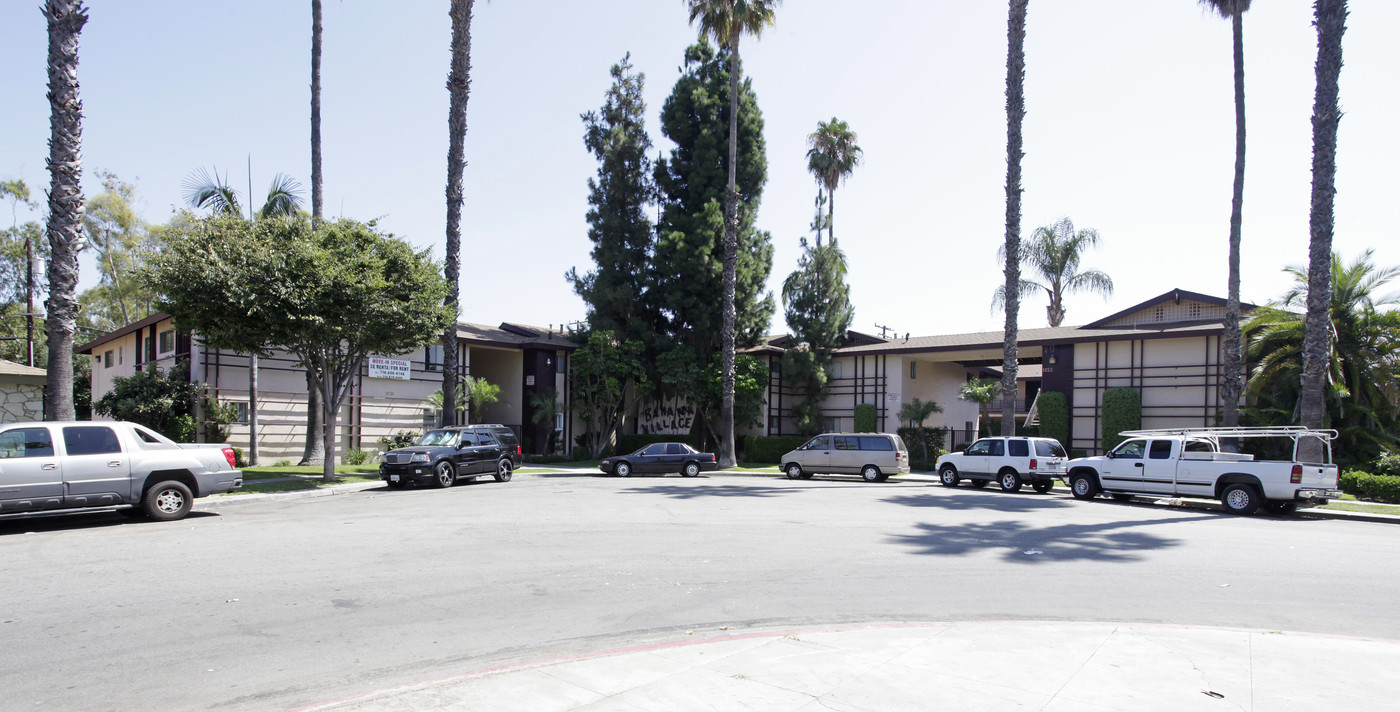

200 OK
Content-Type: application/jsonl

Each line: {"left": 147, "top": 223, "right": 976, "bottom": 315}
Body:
{"left": 834, "top": 436, "right": 860, "bottom": 451}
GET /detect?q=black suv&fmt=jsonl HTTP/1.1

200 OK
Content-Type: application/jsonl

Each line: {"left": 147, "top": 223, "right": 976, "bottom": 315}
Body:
{"left": 380, "top": 424, "right": 522, "bottom": 489}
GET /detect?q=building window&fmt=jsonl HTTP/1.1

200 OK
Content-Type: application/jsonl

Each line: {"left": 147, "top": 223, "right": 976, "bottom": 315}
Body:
{"left": 554, "top": 412, "right": 565, "bottom": 431}
{"left": 142, "top": 335, "right": 153, "bottom": 361}
{"left": 556, "top": 352, "right": 566, "bottom": 374}
{"left": 118, "top": 346, "right": 123, "bottom": 365}
{"left": 423, "top": 408, "right": 441, "bottom": 429}
{"left": 233, "top": 402, "right": 249, "bottom": 424}
{"left": 103, "top": 350, "right": 114, "bottom": 368}
{"left": 1189, "top": 303, "right": 1202, "bottom": 319}
{"left": 910, "top": 361, "right": 917, "bottom": 379}
{"left": 425, "top": 344, "right": 444, "bottom": 372}
{"left": 827, "top": 361, "right": 843, "bottom": 379}
{"left": 158, "top": 329, "right": 175, "bottom": 354}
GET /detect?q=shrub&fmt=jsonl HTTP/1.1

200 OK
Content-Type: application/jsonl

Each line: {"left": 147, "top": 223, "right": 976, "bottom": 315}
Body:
{"left": 1071, "top": 449, "right": 1088, "bottom": 459}
{"left": 274, "top": 459, "right": 292, "bottom": 467}
{"left": 1340, "top": 470, "right": 1400, "bottom": 504}
{"left": 616, "top": 433, "right": 700, "bottom": 455}
{"left": 1370, "top": 451, "right": 1400, "bottom": 478}
{"left": 1037, "top": 391, "right": 1069, "bottom": 451}
{"left": 525, "top": 454, "right": 573, "bottom": 464}
{"left": 897, "top": 426, "right": 945, "bottom": 469}
{"left": 165, "top": 414, "right": 198, "bottom": 443}
{"left": 343, "top": 449, "right": 371, "bottom": 465}
{"left": 744, "top": 435, "right": 811, "bottom": 463}
{"left": 379, "top": 431, "right": 419, "bottom": 452}
{"left": 230, "top": 446, "right": 248, "bottom": 468}
{"left": 854, "top": 403, "right": 878, "bottom": 433}
{"left": 1101, "top": 387, "right": 1141, "bottom": 452}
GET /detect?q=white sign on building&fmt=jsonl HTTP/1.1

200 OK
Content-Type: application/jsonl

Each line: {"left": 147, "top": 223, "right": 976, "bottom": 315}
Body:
{"left": 368, "top": 357, "right": 411, "bottom": 380}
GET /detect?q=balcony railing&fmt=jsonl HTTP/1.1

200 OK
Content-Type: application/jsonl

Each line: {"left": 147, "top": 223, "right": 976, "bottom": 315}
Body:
{"left": 986, "top": 396, "right": 1029, "bottom": 413}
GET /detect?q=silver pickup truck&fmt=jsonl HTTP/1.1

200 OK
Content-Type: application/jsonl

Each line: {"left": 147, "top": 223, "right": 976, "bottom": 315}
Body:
{"left": 0, "top": 420, "right": 243, "bottom": 521}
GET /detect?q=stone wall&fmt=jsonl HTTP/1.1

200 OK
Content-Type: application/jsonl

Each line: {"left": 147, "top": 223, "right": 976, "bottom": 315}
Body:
{"left": 0, "top": 382, "right": 44, "bottom": 423}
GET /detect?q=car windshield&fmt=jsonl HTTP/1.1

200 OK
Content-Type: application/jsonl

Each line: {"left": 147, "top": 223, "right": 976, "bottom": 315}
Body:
{"left": 416, "top": 430, "right": 460, "bottom": 447}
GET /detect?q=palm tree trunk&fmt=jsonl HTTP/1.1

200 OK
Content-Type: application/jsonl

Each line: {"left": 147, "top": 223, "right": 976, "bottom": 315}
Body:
{"left": 301, "top": 0, "right": 326, "bottom": 464}
{"left": 827, "top": 186, "right": 834, "bottom": 246}
{"left": 442, "top": 0, "right": 473, "bottom": 427}
{"left": 1221, "top": 10, "right": 1247, "bottom": 430}
{"left": 1300, "top": 0, "right": 1348, "bottom": 462}
{"left": 1000, "top": 0, "right": 1029, "bottom": 437}
{"left": 718, "top": 38, "right": 741, "bottom": 469}
{"left": 42, "top": 0, "right": 87, "bottom": 422}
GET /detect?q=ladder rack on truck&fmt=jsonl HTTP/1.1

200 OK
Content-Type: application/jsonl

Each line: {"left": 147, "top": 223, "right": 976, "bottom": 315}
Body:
{"left": 1117, "top": 426, "right": 1338, "bottom": 463}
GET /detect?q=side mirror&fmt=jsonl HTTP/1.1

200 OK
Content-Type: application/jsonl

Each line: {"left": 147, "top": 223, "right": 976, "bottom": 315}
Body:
{"left": 1106, "top": 451, "right": 1115, "bottom": 459}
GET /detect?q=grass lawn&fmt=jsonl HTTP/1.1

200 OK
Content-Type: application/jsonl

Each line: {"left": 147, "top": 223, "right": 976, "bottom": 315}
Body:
{"left": 232, "top": 474, "right": 382, "bottom": 494}
{"left": 240, "top": 464, "right": 379, "bottom": 480}
{"left": 1318, "top": 494, "right": 1400, "bottom": 516}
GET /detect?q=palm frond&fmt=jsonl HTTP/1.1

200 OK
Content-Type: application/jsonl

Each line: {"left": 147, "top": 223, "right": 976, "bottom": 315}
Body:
{"left": 259, "top": 173, "right": 305, "bottom": 219}
{"left": 182, "top": 167, "right": 242, "bottom": 216}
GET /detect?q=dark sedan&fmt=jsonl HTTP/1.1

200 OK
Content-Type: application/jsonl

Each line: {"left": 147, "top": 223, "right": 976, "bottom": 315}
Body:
{"left": 599, "top": 442, "right": 718, "bottom": 478}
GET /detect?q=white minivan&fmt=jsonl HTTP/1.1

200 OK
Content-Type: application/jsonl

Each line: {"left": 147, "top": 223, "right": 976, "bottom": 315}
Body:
{"left": 781, "top": 433, "right": 910, "bottom": 482}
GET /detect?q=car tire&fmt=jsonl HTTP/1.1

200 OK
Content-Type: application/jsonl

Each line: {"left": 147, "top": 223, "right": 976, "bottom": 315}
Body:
{"left": 998, "top": 470, "right": 1022, "bottom": 493}
{"left": 1032, "top": 479, "right": 1052, "bottom": 494}
{"left": 1069, "top": 471, "right": 1099, "bottom": 500}
{"left": 861, "top": 465, "right": 881, "bottom": 483}
{"left": 494, "top": 460, "right": 513, "bottom": 482}
{"left": 431, "top": 461, "right": 456, "bottom": 489}
{"left": 939, "top": 465, "right": 960, "bottom": 487}
{"left": 970, "top": 479, "right": 989, "bottom": 488}
{"left": 1263, "top": 500, "right": 1298, "bottom": 516}
{"left": 385, "top": 478, "right": 408, "bottom": 490}
{"left": 785, "top": 463, "right": 803, "bottom": 480}
{"left": 142, "top": 480, "right": 193, "bottom": 521}
{"left": 615, "top": 461, "right": 631, "bottom": 478}
{"left": 682, "top": 461, "right": 701, "bottom": 478}
{"left": 1221, "top": 483, "right": 1262, "bottom": 515}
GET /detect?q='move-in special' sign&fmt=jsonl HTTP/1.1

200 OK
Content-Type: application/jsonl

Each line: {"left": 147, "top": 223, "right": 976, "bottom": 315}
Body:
{"left": 368, "top": 357, "right": 411, "bottom": 380}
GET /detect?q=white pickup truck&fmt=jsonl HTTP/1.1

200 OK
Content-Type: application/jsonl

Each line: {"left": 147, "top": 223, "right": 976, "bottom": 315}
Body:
{"left": 1063, "top": 427, "right": 1342, "bottom": 515}
{"left": 0, "top": 420, "right": 243, "bottom": 521}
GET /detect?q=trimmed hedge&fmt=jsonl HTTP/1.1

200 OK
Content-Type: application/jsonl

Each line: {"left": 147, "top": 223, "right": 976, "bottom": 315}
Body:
{"left": 854, "top": 403, "right": 878, "bottom": 433}
{"left": 744, "top": 435, "right": 811, "bottom": 463}
{"left": 1340, "top": 470, "right": 1400, "bottom": 504}
{"left": 616, "top": 433, "right": 700, "bottom": 455}
{"left": 1101, "top": 387, "right": 1141, "bottom": 452}
{"left": 897, "top": 426, "right": 945, "bottom": 469}
{"left": 1036, "top": 391, "right": 1069, "bottom": 451}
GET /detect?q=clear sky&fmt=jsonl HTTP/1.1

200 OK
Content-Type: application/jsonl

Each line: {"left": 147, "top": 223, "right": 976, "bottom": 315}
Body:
{"left": 2, "top": 1, "right": 1396, "bottom": 339}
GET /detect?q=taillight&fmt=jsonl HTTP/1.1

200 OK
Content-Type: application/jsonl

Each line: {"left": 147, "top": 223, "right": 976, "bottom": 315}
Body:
{"left": 1029, "top": 458, "right": 1038, "bottom": 470}
{"left": 517, "top": 445, "right": 522, "bottom": 455}
{"left": 1290, "top": 464, "right": 1302, "bottom": 484}
{"left": 710, "top": 454, "right": 716, "bottom": 461}
{"left": 222, "top": 447, "right": 237, "bottom": 468}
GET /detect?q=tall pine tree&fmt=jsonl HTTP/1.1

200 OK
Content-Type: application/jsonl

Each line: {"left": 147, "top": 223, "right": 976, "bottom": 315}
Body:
{"left": 781, "top": 193, "right": 854, "bottom": 434}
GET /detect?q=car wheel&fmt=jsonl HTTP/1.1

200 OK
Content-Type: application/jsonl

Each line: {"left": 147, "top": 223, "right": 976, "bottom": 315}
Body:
{"left": 615, "top": 461, "right": 631, "bottom": 478}
{"left": 431, "top": 461, "right": 456, "bottom": 488}
{"left": 861, "top": 465, "right": 881, "bottom": 483}
{"left": 998, "top": 470, "right": 1023, "bottom": 493}
{"left": 494, "top": 460, "right": 513, "bottom": 482}
{"left": 939, "top": 465, "right": 960, "bottom": 487}
{"left": 1221, "top": 483, "right": 1261, "bottom": 515}
{"left": 142, "top": 480, "right": 193, "bottom": 521}
{"left": 385, "top": 478, "right": 408, "bottom": 490}
{"left": 1069, "top": 472, "right": 1099, "bottom": 500}
{"left": 970, "top": 479, "right": 989, "bottom": 488}
{"left": 1032, "top": 479, "right": 1053, "bottom": 494}
{"left": 682, "top": 461, "right": 701, "bottom": 478}
{"left": 785, "top": 463, "right": 803, "bottom": 480}
{"left": 1263, "top": 500, "right": 1298, "bottom": 516}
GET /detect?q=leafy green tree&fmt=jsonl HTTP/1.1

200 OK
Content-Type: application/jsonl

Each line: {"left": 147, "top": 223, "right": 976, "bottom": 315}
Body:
{"left": 42, "top": 0, "right": 89, "bottom": 421}
{"left": 145, "top": 215, "right": 453, "bottom": 481}
{"left": 993, "top": 217, "right": 1112, "bottom": 327}
{"left": 1244, "top": 251, "right": 1399, "bottom": 463}
{"left": 528, "top": 387, "right": 561, "bottom": 454}
{"left": 898, "top": 396, "right": 943, "bottom": 462}
{"left": 999, "top": 0, "right": 1030, "bottom": 437}
{"left": 441, "top": 0, "right": 477, "bottom": 427}
{"left": 653, "top": 41, "right": 775, "bottom": 454}
{"left": 569, "top": 330, "right": 647, "bottom": 458}
{"left": 568, "top": 54, "right": 660, "bottom": 346}
{"left": 1199, "top": 0, "right": 1253, "bottom": 429}
{"left": 93, "top": 359, "right": 197, "bottom": 436}
{"left": 781, "top": 217, "right": 853, "bottom": 434}
{"left": 959, "top": 380, "right": 999, "bottom": 437}
{"left": 81, "top": 172, "right": 159, "bottom": 330}
{"left": 1, "top": 179, "right": 47, "bottom": 367}
{"left": 805, "top": 117, "right": 862, "bottom": 247}
{"left": 1300, "top": 0, "right": 1349, "bottom": 462}
{"left": 686, "top": 0, "right": 782, "bottom": 469}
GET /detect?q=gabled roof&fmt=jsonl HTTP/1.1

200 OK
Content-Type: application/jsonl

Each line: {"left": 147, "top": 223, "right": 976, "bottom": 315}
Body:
{"left": 0, "top": 359, "right": 45, "bottom": 378}
{"left": 1082, "top": 288, "right": 1257, "bottom": 329}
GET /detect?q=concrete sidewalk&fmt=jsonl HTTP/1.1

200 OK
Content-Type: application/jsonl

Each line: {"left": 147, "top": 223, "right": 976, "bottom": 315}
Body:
{"left": 295, "top": 621, "right": 1399, "bottom": 711}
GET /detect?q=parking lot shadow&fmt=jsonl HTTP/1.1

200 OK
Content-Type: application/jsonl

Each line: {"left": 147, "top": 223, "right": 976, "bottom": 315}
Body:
{"left": 0, "top": 509, "right": 219, "bottom": 535}
{"left": 889, "top": 515, "right": 1216, "bottom": 564}
{"left": 884, "top": 491, "right": 1071, "bottom": 513}
{"left": 619, "top": 483, "right": 797, "bottom": 499}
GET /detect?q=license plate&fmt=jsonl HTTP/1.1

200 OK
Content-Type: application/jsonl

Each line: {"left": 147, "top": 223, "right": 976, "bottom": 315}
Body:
{"left": 415, "top": 469, "right": 422, "bottom": 474}
{"left": 390, "top": 475, "right": 400, "bottom": 482}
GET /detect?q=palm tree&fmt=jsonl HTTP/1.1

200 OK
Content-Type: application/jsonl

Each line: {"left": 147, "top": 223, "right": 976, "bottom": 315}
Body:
{"left": 1244, "top": 251, "right": 1398, "bottom": 461}
{"left": 1199, "top": 0, "right": 1252, "bottom": 430}
{"left": 687, "top": 0, "right": 782, "bottom": 469}
{"left": 992, "top": 217, "right": 1112, "bottom": 327}
{"left": 184, "top": 168, "right": 304, "bottom": 465}
{"left": 805, "top": 118, "right": 862, "bottom": 247}
{"left": 1000, "top": 0, "right": 1030, "bottom": 437}
{"left": 42, "top": 0, "right": 88, "bottom": 422}
{"left": 442, "top": 0, "right": 475, "bottom": 427}
{"left": 898, "top": 396, "right": 943, "bottom": 464}
{"left": 1300, "top": 0, "right": 1349, "bottom": 463}
{"left": 303, "top": 0, "right": 326, "bottom": 466}
{"left": 959, "top": 380, "right": 999, "bottom": 438}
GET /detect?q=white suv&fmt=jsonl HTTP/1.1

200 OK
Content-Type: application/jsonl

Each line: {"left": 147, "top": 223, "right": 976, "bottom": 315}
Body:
{"left": 935, "top": 436, "right": 1068, "bottom": 493}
